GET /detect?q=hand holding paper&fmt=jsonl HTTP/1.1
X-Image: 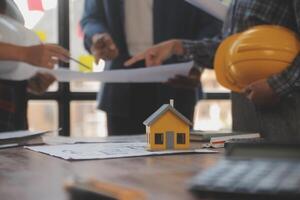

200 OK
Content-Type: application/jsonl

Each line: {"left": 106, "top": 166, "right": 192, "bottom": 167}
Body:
{"left": 22, "top": 44, "right": 70, "bottom": 69}
{"left": 0, "top": 15, "right": 193, "bottom": 84}
{"left": 0, "top": 16, "right": 70, "bottom": 70}
{"left": 27, "top": 72, "right": 56, "bottom": 95}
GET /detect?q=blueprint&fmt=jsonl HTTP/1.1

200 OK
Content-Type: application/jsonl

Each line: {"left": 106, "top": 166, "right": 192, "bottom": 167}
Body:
{"left": 26, "top": 142, "right": 217, "bottom": 160}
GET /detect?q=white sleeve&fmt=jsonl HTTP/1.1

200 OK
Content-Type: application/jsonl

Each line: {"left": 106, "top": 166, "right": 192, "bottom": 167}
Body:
{"left": 5, "top": 0, "right": 25, "bottom": 25}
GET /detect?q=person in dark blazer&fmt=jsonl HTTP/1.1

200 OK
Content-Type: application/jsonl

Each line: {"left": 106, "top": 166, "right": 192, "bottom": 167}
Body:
{"left": 81, "top": 0, "right": 222, "bottom": 135}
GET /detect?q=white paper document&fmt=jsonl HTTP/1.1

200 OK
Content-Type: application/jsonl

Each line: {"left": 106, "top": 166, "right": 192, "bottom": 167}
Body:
{"left": 26, "top": 142, "right": 217, "bottom": 160}
{"left": 42, "top": 135, "right": 146, "bottom": 145}
{"left": 0, "top": 130, "right": 47, "bottom": 140}
{"left": 185, "top": 0, "right": 228, "bottom": 21}
{"left": 0, "top": 61, "right": 193, "bottom": 83}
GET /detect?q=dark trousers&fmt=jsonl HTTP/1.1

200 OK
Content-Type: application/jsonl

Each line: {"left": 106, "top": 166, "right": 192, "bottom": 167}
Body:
{"left": 232, "top": 92, "right": 300, "bottom": 142}
{"left": 107, "top": 114, "right": 145, "bottom": 135}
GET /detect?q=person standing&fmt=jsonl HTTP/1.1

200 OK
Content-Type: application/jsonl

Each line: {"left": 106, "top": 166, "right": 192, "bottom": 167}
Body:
{"left": 126, "top": 0, "right": 300, "bottom": 141}
{"left": 81, "top": 0, "right": 222, "bottom": 135}
{"left": 0, "top": 0, "right": 69, "bottom": 131}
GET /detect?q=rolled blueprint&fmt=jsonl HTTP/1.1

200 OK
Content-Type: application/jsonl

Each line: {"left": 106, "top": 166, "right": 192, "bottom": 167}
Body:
{"left": 185, "top": 0, "right": 228, "bottom": 21}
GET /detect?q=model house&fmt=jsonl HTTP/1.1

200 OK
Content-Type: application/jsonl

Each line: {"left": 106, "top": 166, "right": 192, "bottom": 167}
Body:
{"left": 144, "top": 100, "right": 192, "bottom": 151}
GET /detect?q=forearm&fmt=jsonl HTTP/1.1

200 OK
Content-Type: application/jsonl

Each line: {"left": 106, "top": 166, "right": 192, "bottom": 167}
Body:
{"left": 80, "top": 0, "right": 108, "bottom": 52}
{"left": 0, "top": 42, "right": 27, "bottom": 62}
{"left": 181, "top": 36, "right": 222, "bottom": 69}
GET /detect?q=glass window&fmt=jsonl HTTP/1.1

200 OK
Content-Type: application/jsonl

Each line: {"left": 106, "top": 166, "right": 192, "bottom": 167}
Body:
{"left": 177, "top": 133, "right": 186, "bottom": 144}
{"left": 70, "top": 101, "right": 107, "bottom": 137}
{"left": 14, "top": 0, "right": 59, "bottom": 92}
{"left": 201, "top": 70, "right": 229, "bottom": 93}
{"left": 27, "top": 100, "right": 58, "bottom": 133}
{"left": 155, "top": 133, "right": 164, "bottom": 144}
{"left": 193, "top": 100, "right": 232, "bottom": 131}
{"left": 69, "top": 0, "right": 103, "bottom": 92}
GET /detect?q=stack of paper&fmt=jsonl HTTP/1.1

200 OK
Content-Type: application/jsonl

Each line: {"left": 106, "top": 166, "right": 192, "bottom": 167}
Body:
{"left": 208, "top": 133, "right": 261, "bottom": 148}
{"left": 0, "top": 130, "right": 53, "bottom": 149}
{"left": 190, "top": 130, "right": 258, "bottom": 142}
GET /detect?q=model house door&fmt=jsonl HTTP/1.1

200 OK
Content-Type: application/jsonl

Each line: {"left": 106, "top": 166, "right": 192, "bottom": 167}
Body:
{"left": 166, "top": 132, "right": 174, "bottom": 149}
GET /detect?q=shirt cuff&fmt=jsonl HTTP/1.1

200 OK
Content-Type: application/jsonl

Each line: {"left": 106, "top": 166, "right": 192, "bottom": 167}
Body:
{"left": 267, "top": 75, "right": 294, "bottom": 97}
{"left": 181, "top": 39, "right": 217, "bottom": 70}
{"left": 267, "top": 55, "right": 300, "bottom": 97}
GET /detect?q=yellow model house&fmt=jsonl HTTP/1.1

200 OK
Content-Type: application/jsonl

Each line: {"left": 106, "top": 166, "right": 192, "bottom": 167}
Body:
{"left": 143, "top": 100, "right": 192, "bottom": 151}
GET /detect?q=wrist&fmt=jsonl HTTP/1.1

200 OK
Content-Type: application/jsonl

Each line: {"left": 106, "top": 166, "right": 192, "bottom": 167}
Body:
{"left": 172, "top": 39, "right": 184, "bottom": 56}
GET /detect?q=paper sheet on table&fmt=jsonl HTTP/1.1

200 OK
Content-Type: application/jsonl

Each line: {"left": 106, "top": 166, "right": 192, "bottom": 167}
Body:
{"left": 185, "top": 0, "right": 228, "bottom": 21}
{"left": 0, "top": 130, "right": 57, "bottom": 146}
{"left": 25, "top": 142, "right": 217, "bottom": 160}
{"left": 0, "top": 61, "right": 193, "bottom": 83}
{"left": 42, "top": 135, "right": 146, "bottom": 145}
{"left": 0, "top": 130, "right": 48, "bottom": 140}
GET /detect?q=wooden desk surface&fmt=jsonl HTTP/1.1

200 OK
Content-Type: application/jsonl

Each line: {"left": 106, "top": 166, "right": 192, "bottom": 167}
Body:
{"left": 0, "top": 146, "right": 222, "bottom": 200}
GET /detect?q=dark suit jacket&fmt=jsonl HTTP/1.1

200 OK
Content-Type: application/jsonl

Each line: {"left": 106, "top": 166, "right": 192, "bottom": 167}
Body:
{"left": 81, "top": 0, "right": 222, "bottom": 120}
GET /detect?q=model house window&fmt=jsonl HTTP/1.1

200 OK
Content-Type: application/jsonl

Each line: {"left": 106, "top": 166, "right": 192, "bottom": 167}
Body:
{"left": 155, "top": 133, "right": 164, "bottom": 144}
{"left": 177, "top": 133, "right": 186, "bottom": 144}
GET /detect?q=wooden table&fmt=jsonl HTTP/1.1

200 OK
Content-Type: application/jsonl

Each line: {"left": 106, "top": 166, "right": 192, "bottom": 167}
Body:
{"left": 0, "top": 145, "right": 222, "bottom": 200}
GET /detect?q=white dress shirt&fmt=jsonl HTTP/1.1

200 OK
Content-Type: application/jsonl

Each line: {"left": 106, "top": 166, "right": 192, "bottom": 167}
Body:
{"left": 124, "top": 0, "right": 154, "bottom": 56}
{"left": 5, "top": 0, "right": 25, "bottom": 24}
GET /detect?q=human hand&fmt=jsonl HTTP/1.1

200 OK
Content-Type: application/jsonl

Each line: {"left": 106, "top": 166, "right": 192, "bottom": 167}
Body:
{"left": 124, "top": 39, "right": 184, "bottom": 67}
{"left": 91, "top": 33, "right": 119, "bottom": 63}
{"left": 22, "top": 44, "right": 70, "bottom": 69}
{"left": 27, "top": 72, "right": 56, "bottom": 95}
{"left": 242, "top": 79, "right": 280, "bottom": 107}
{"left": 166, "top": 67, "right": 202, "bottom": 89}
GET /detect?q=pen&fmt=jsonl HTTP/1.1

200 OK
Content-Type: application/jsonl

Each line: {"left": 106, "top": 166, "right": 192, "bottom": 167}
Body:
{"left": 68, "top": 56, "right": 92, "bottom": 71}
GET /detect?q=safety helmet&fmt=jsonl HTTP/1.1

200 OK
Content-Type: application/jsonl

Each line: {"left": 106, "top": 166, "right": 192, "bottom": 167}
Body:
{"left": 214, "top": 25, "right": 300, "bottom": 92}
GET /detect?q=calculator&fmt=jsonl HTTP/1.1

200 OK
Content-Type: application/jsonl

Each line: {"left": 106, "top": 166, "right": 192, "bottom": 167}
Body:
{"left": 189, "top": 143, "right": 300, "bottom": 199}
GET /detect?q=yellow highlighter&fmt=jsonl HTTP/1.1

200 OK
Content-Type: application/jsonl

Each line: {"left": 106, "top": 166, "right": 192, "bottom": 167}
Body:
{"left": 78, "top": 55, "right": 95, "bottom": 72}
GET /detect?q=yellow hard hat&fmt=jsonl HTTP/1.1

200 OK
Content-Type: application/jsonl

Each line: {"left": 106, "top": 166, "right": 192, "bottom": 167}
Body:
{"left": 214, "top": 25, "right": 300, "bottom": 92}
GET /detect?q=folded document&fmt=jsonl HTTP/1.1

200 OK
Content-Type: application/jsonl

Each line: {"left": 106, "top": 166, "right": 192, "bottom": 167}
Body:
{"left": 185, "top": 0, "right": 228, "bottom": 21}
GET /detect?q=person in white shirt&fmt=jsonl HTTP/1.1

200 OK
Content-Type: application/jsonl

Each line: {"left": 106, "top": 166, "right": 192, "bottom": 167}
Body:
{"left": 0, "top": 0, "right": 69, "bottom": 131}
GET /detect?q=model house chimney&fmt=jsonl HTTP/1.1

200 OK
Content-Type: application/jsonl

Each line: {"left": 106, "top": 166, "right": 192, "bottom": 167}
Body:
{"left": 170, "top": 99, "right": 174, "bottom": 107}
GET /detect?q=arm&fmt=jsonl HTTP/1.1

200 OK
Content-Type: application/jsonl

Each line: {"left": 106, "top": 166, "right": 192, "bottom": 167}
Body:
{"left": 181, "top": 36, "right": 222, "bottom": 69}
{"left": 125, "top": 37, "right": 222, "bottom": 68}
{"left": 80, "top": 0, "right": 108, "bottom": 52}
{"left": 266, "top": 1, "right": 300, "bottom": 97}
{"left": 242, "top": 1, "right": 300, "bottom": 106}
{"left": 80, "top": 0, "right": 118, "bottom": 62}
{"left": 0, "top": 42, "right": 69, "bottom": 69}
{"left": 0, "top": 42, "right": 27, "bottom": 61}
